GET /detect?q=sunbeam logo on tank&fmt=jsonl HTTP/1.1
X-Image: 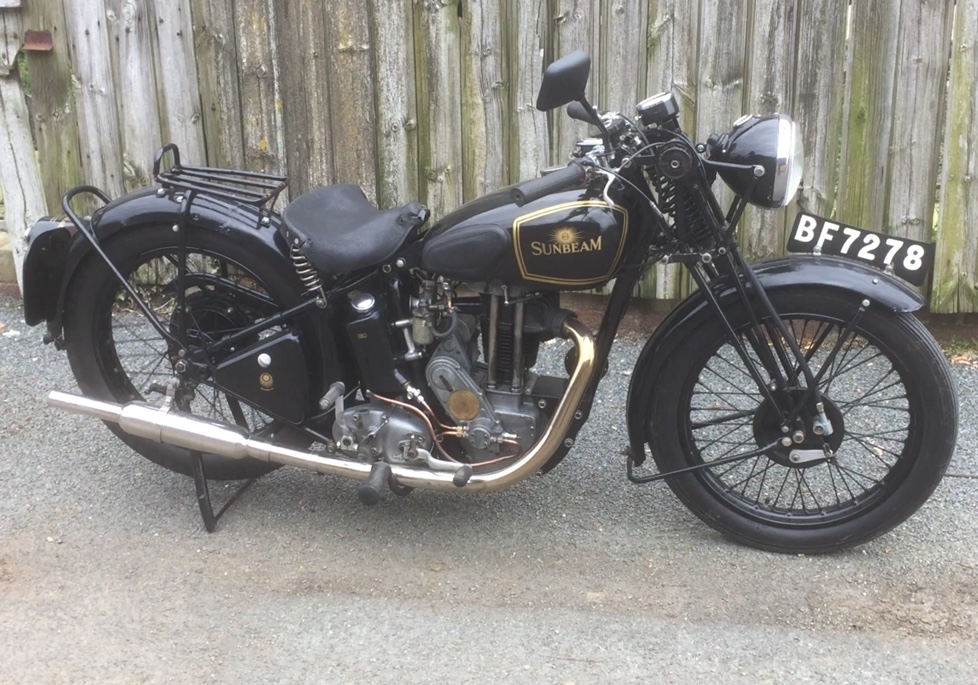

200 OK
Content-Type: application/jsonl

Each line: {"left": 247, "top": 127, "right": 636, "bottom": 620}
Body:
{"left": 530, "top": 227, "right": 603, "bottom": 256}
{"left": 513, "top": 200, "right": 629, "bottom": 287}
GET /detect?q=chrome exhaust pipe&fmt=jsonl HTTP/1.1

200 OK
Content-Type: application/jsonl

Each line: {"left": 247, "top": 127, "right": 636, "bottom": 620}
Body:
{"left": 48, "top": 318, "right": 596, "bottom": 493}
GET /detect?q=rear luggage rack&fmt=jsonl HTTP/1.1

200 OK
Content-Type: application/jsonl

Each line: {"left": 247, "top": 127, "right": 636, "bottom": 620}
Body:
{"left": 153, "top": 143, "right": 288, "bottom": 208}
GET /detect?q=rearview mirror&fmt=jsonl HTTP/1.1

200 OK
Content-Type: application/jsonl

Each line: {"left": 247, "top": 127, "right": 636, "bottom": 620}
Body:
{"left": 535, "top": 51, "right": 591, "bottom": 111}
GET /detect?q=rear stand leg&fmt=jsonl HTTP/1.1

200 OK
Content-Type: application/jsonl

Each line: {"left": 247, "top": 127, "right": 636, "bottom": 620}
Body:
{"left": 189, "top": 450, "right": 258, "bottom": 532}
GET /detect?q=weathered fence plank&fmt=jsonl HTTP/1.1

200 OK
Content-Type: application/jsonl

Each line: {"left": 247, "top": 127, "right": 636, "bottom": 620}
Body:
{"left": 744, "top": 0, "right": 795, "bottom": 116}
{"left": 19, "top": 1, "right": 82, "bottom": 213}
{"left": 645, "top": 0, "right": 698, "bottom": 131}
{"left": 933, "top": 0, "right": 978, "bottom": 313}
{"left": 189, "top": 0, "right": 244, "bottom": 169}
{"left": 414, "top": 0, "right": 463, "bottom": 218}
{"left": 695, "top": 1, "right": 748, "bottom": 177}
{"left": 234, "top": 0, "right": 286, "bottom": 176}
{"left": 791, "top": 0, "right": 847, "bottom": 220}
{"left": 273, "top": 0, "right": 334, "bottom": 196}
{"left": 152, "top": 1, "right": 206, "bottom": 169}
{"left": 106, "top": 0, "right": 162, "bottom": 190}
{"left": 679, "top": 1, "right": 748, "bottom": 299}
{"left": 507, "top": 0, "right": 549, "bottom": 184}
{"left": 599, "top": 0, "right": 647, "bottom": 115}
{"left": 837, "top": 0, "right": 900, "bottom": 230}
{"left": 459, "top": 0, "right": 507, "bottom": 201}
{"left": 0, "top": 3, "right": 17, "bottom": 73}
{"left": 0, "top": 7, "right": 44, "bottom": 289}
{"left": 368, "top": 0, "right": 419, "bottom": 208}
{"left": 63, "top": 0, "right": 124, "bottom": 198}
{"left": 324, "top": 0, "right": 377, "bottom": 202}
{"left": 884, "top": 0, "right": 954, "bottom": 244}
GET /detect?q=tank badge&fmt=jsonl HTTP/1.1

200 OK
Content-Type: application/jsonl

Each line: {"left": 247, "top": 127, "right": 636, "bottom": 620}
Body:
{"left": 259, "top": 373, "right": 274, "bottom": 391}
{"left": 530, "top": 227, "right": 602, "bottom": 256}
{"left": 512, "top": 200, "right": 628, "bottom": 286}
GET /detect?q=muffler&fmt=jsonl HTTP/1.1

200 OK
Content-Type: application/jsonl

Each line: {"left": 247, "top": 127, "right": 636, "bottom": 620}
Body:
{"left": 47, "top": 318, "right": 596, "bottom": 493}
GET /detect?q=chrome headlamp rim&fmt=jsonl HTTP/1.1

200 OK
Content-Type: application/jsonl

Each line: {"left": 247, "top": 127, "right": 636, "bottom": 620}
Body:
{"left": 771, "top": 116, "right": 804, "bottom": 208}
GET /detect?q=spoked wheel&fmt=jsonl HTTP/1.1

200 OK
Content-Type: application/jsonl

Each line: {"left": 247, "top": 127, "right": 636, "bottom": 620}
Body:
{"left": 63, "top": 226, "right": 308, "bottom": 479}
{"left": 648, "top": 289, "right": 957, "bottom": 553}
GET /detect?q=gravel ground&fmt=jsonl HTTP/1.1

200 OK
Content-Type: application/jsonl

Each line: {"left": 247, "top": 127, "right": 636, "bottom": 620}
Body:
{"left": 1, "top": 292, "right": 976, "bottom": 684}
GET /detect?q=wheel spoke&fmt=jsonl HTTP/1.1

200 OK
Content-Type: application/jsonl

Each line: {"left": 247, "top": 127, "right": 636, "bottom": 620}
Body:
{"left": 226, "top": 396, "right": 249, "bottom": 428}
{"left": 801, "top": 320, "right": 835, "bottom": 363}
{"left": 832, "top": 462, "right": 882, "bottom": 489}
{"left": 829, "top": 459, "right": 860, "bottom": 500}
{"left": 770, "top": 468, "right": 792, "bottom": 509}
{"left": 845, "top": 426, "right": 908, "bottom": 441}
{"left": 690, "top": 408, "right": 755, "bottom": 429}
{"left": 843, "top": 433, "right": 902, "bottom": 465}
{"left": 819, "top": 332, "right": 862, "bottom": 396}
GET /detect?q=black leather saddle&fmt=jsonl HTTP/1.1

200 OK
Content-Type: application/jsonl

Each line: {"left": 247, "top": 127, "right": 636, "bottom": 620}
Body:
{"left": 280, "top": 185, "right": 428, "bottom": 274}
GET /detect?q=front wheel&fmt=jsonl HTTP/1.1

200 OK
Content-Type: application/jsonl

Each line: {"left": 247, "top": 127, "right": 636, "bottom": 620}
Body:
{"left": 646, "top": 289, "right": 957, "bottom": 553}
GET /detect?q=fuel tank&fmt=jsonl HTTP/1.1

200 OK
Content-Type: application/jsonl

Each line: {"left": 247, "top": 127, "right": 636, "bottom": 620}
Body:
{"left": 420, "top": 186, "right": 632, "bottom": 290}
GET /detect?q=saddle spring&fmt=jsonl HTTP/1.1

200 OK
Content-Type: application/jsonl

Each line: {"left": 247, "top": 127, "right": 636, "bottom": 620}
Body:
{"left": 290, "top": 243, "right": 325, "bottom": 293}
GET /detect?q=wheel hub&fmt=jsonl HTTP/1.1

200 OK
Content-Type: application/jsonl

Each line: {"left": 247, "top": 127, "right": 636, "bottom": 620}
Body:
{"left": 752, "top": 390, "right": 845, "bottom": 467}
{"left": 170, "top": 290, "right": 255, "bottom": 350}
{"left": 165, "top": 290, "right": 259, "bottom": 390}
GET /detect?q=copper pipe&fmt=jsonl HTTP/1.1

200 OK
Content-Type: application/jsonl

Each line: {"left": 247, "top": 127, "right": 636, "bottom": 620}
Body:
{"left": 370, "top": 393, "right": 459, "bottom": 463}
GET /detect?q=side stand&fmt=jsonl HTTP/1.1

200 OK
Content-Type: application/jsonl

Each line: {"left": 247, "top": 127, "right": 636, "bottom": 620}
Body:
{"left": 189, "top": 450, "right": 258, "bottom": 532}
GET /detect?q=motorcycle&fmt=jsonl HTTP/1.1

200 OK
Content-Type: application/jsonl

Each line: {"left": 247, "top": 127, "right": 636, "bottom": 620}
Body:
{"left": 21, "top": 51, "right": 957, "bottom": 553}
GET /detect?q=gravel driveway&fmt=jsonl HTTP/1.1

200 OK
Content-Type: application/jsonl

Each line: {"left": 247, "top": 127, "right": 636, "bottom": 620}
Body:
{"left": 1, "top": 293, "right": 976, "bottom": 684}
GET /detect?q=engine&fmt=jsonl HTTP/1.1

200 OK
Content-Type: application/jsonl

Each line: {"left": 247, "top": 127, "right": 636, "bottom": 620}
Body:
{"left": 331, "top": 284, "right": 557, "bottom": 466}
{"left": 424, "top": 313, "right": 540, "bottom": 463}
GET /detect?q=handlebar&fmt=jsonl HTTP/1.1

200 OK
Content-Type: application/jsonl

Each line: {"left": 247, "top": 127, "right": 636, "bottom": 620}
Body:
{"left": 510, "top": 161, "right": 588, "bottom": 207}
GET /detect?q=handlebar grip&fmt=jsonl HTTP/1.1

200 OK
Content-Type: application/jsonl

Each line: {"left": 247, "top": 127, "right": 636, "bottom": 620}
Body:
{"left": 510, "top": 162, "right": 588, "bottom": 207}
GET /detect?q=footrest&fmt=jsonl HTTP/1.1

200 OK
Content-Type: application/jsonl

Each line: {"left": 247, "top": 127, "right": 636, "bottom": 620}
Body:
{"left": 357, "top": 461, "right": 392, "bottom": 506}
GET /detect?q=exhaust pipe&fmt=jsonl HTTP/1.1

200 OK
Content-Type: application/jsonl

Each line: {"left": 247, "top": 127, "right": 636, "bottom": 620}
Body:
{"left": 48, "top": 318, "right": 596, "bottom": 493}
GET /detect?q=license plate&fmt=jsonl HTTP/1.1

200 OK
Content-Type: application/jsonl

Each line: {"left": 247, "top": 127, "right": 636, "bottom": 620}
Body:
{"left": 786, "top": 212, "right": 934, "bottom": 286}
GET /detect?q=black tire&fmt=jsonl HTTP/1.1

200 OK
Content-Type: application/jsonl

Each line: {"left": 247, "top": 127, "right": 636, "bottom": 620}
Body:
{"left": 63, "top": 225, "right": 308, "bottom": 480}
{"left": 647, "top": 288, "right": 957, "bottom": 553}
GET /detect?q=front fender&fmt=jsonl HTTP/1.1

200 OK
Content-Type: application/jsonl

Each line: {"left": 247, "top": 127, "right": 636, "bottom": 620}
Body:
{"left": 625, "top": 255, "right": 923, "bottom": 464}
{"left": 21, "top": 187, "right": 292, "bottom": 341}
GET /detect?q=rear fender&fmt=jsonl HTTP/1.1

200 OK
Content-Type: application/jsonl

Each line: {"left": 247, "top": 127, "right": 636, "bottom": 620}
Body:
{"left": 625, "top": 255, "right": 923, "bottom": 464}
{"left": 22, "top": 187, "right": 293, "bottom": 341}
{"left": 22, "top": 218, "right": 77, "bottom": 327}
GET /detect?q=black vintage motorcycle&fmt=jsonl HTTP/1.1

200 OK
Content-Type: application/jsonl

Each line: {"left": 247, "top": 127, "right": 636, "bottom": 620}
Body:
{"left": 22, "top": 52, "right": 956, "bottom": 553}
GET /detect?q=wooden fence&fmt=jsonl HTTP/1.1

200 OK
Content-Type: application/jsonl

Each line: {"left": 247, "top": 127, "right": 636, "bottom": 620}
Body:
{"left": 1, "top": 0, "right": 977, "bottom": 310}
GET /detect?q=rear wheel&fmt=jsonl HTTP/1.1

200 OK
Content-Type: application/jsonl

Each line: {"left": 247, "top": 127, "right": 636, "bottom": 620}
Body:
{"left": 647, "top": 289, "right": 957, "bottom": 553}
{"left": 63, "top": 226, "right": 308, "bottom": 480}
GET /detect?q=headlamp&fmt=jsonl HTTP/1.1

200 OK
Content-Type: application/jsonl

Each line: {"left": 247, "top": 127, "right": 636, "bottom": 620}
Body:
{"left": 709, "top": 114, "right": 804, "bottom": 208}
